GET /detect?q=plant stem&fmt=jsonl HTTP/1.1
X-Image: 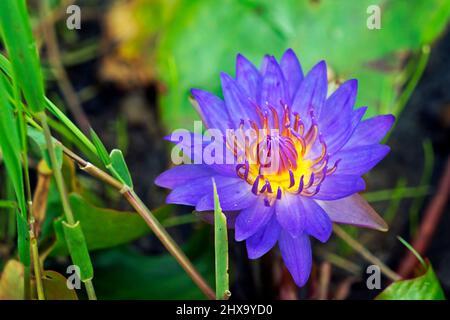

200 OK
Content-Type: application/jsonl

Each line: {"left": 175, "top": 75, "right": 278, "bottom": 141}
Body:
{"left": 333, "top": 225, "right": 401, "bottom": 282}
{"left": 38, "top": 112, "right": 97, "bottom": 300}
{"left": 30, "top": 232, "right": 45, "bottom": 300}
{"left": 61, "top": 144, "right": 215, "bottom": 299}
{"left": 39, "top": 112, "right": 75, "bottom": 225}
{"left": 84, "top": 279, "right": 97, "bottom": 300}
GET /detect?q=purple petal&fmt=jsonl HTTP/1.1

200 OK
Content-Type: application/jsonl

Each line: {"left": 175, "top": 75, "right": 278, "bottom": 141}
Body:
{"left": 344, "top": 114, "right": 395, "bottom": 148}
{"left": 279, "top": 231, "right": 312, "bottom": 287}
{"left": 260, "top": 56, "right": 289, "bottom": 114}
{"left": 234, "top": 197, "right": 274, "bottom": 241}
{"left": 280, "top": 48, "right": 304, "bottom": 103}
{"left": 315, "top": 194, "right": 388, "bottom": 231}
{"left": 291, "top": 61, "right": 328, "bottom": 128}
{"left": 318, "top": 80, "right": 358, "bottom": 155}
{"left": 196, "top": 179, "right": 255, "bottom": 212}
{"left": 301, "top": 198, "right": 332, "bottom": 243}
{"left": 260, "top": 54, "right": 271, "bottom": 74}
{"left": 164, "top": 132, "right": 204, "bottom": 162}
{"left": 246, "top": 214, "right": 281, "bottom": 259}
{"left": 320, "top": 79, "right": 357, "bottom": 125}
{"left": 275, "top": 193, "right": 305, "bottom": 237}
{"left": 164, "top": 132, "right": 236, "bottom": 176}
{"left": 313, "top": 174, "right": 365, "bottom": 200}
{"left": 166, "top": 176, "right": 239, "bottom": 207}
{"left": 236, "top": 54, "right": 261, "bottom": 102}
{"left": 191, "top": 89, "right": 232, "bottom": 133}
{"left": 155, "top": 164, "right": 213, "bottom": 189}
{"left": 220, "top": 72, "right": 259, "bottom": 127}
{"left": 332, "top": 144, "right": 390, "bottom": 176}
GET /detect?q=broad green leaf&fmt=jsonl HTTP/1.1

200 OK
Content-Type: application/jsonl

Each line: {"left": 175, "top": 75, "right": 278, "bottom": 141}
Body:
{"left": 376, "top": 261, "right": 445, "bottom": 300}
{"left": 92, "top": 229, "right": 214, "bottom": 299}
{"left": 28, "top": 126, "right": 63, "bottom": 169}
{"left": 212, "top": 178, "right": 230, "bottom": 300}
{"left": 31, "top": 271, "right": 78, "bottom": 300}
{"left": 51, "top": 193, "right": 173, "bottom": 255}
{"left": 0, "top": 0, "right": 45, "bottom": 113}
{"left": 0, "top": 260, "right": 24, "bottom": 299}
{"left": 109, "top": 149, "right": 134, "bottom": 188}
{"left": 154, "top": 0, "right": 450, "bottom": 131}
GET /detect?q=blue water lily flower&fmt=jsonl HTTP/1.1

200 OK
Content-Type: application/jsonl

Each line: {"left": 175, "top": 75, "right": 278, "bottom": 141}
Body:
{"left": 156, "top": 49, "right": 394, "bottom": 287}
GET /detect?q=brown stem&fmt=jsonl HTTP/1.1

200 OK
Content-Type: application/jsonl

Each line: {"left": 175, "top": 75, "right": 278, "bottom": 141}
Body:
{"left": 317, "top": 262, "right": 331, "bottom": 300}
{"left": 333, "top": 225, "right": 401, "bottom": 281}
{"left": 397, "top": 157, "right": 450, "bottom": 278}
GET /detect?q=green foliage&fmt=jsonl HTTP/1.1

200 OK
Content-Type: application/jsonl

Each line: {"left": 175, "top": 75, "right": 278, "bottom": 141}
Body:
{"left": 62, "top": 221, "right": 94, "bottom": 282}
{"left": 0, "top": 75, "right": 29, "bottom": 267}
{"left": 109, "top": 149, "right": 133, "bottom": 188}
{"left": 90, "top": 128, "right": 112, "bottom": 166}
{"left": 153, "top": 0, "right": 450, "bottom": 131}
{"left": 376, "top": 261, "right": 445, "bottom": 300}
{"left": 92, "top": 230, "right": 214, "bottom": 300}
{"left": 51, "top": 194, "right": 173, "bottom": 255}
{"left": 0, "top": 78, "right": 26, "bottom": 214}
{"left": 28, "top": 126, "right": 63, "bottom": 169}
{"left": 212, "top": 178, "right": 230, "bottom": 300}
{"left": 0, "top": 0, "right": 45, "bottom": 113}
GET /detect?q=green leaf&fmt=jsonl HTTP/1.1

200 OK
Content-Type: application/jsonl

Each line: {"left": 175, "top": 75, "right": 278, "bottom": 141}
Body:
{"left": 212, "top": 178, "right": 230, "bottom": 300}
{"left": 109, "top": 149, "right": 133, "bottom": 188}
{"left": 92, "top": 229, "right": 214, "bottom": 299}
{"left": 45, "top": 98, "right": 97, "bottom": 156}
{"left": 0, "top": 77, "right": 26, "bottom": 213}
{"left": 376, "top": 261, "right": 445, "bottom": 300}
{"left": 51, "top": 193, "right": 173, "bottom": 255}
{"left": 0, "top": 53, "right": 13, "bottom": 78}
{"left": 62, "top": 220, "right": 94, "bottom": 282}
{"left": 90, "top": 128, "right": 111, "bottom": 166}
{"left": 0, "top": 0, "right": 45, "bottom": 113}
{"left": 0, "top": 75, "right": 29, "bottom": 267}
{"left": 27, "top": 126, "right": 63, "bottom": 169}
{"left": 16, "top": 212, "right": 30, "bottom": 267}
{"left": 154, "top": 0, "right": 450, "bottom": 131}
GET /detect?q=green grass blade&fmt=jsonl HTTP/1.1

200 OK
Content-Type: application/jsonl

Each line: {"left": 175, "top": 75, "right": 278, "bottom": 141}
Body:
{"left": 212, "top": 178, "right": 230, "bottom": 300}
{"left": 0, "top": 77, "right": 26, "bottom": 215}
{"left": 0, "top": 0, "right": 45, "bottom": 113}
{"left": 0, "top": 74, "right": 30, "bottom": 268}
{"left": 90, "top": 128, "right": 111, "bottom": 166}
{"left": 45, "top": 97, "right": 96, "bottom": 154}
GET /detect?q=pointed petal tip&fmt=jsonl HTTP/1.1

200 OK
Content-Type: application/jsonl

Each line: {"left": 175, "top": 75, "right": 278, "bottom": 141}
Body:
{"left": 190, "top": 88, "right": 200, "bottom": 97}
{"left": 317, "top": 194, "right": 390, "bottom": 232}
{"left": 315, "top": 60, "right": 327, "bottom": 70}
{"left": 347, "top": 78, "right": 358, "bottom": 90}
{"left": 385, "top": 114, "right": 396, "bottom": 126}
{"left": 283, "top": 48, "right": 296, "bottom": 56}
